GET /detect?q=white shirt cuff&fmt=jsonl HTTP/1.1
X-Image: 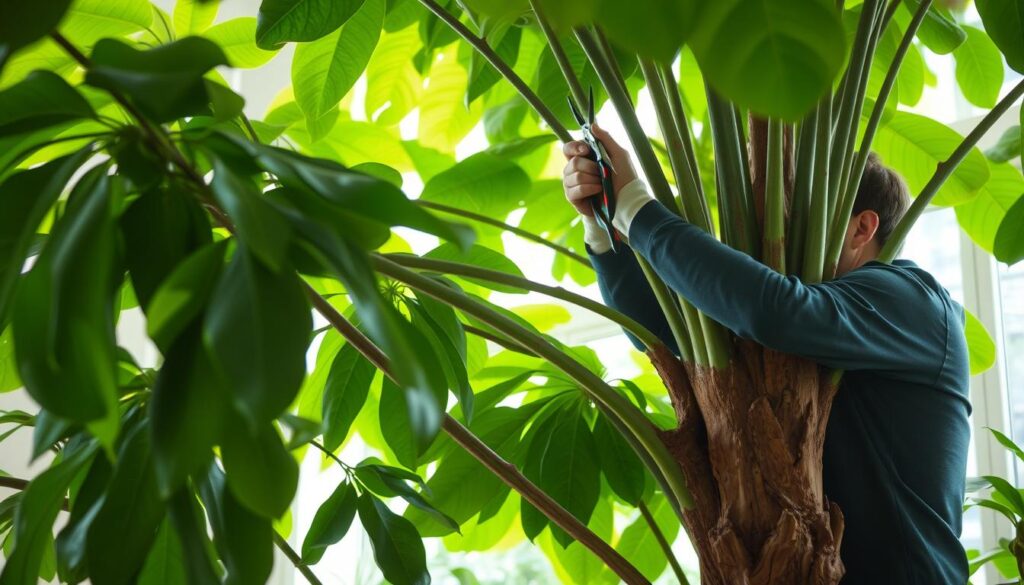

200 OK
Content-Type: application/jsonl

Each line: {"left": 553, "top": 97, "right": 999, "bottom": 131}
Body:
{"left": 582, "top": 214, "right": 613, "bottom": 254}
{"left": 611, "top": 178, "right": 655, "bottom": 237}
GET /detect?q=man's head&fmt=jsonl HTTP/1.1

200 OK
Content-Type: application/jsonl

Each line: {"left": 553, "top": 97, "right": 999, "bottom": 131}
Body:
{"left": 836, "top": 152, "right": 910, "bottom": 276}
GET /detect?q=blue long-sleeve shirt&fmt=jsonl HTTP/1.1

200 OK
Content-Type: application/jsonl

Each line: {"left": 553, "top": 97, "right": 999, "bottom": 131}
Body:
{"left": 591, "top": 201, "right": 971, "bottom": 585}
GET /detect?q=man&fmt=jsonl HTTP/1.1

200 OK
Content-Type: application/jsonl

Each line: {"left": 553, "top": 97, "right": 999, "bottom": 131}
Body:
{"left": 562, "top": 125, "right": 970, "bottom": 584}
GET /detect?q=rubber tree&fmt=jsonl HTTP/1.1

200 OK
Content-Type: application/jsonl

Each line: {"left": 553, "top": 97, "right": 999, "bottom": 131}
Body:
{"left": 0, "top": 0, "right": 1020, "bottom": 584}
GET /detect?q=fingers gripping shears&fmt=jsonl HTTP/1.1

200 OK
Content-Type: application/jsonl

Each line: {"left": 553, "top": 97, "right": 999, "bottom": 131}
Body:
{"left": 567, "top": 88, "right": 619, "bottom": 253}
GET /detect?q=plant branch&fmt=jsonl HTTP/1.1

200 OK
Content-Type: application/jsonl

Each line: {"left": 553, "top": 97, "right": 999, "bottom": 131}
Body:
{"left": 528, "top": 0, "right": 587, "bottom": 110}
{"left": 880, "top": 78, "right": 1024, "bottom": 262}
{"left": 381, "top": 253, "right": 664, "bottom": 350}
{"left": 463, "top": 323, "right": 534, "bottom": 355}
{"left": 0, "top": 476, "right": 30, "bottom": 491}
{"left": 414, "top": 200, "right": 591, "bottom": 267}
{"left": 416, "top": 0, "right": 572, "bottom": 142}
{"left": 763, "top": 118, "right": 786, "bottom": 273}
{"left": 273, "top": 532, "right": 324, "bottom": 585}
{"left": 706, "top": 89, "right": 758, "bottom": 256}
{"left": 802, "top": 99, "right": 831, "bottom": 283}
{"left": 638, "top": 500, "right": 690, "bottom": 585}
{"left": 824, "top": 0, "right": 930, "bottom": 278}
{"left": 657, "top": 62, "right": 711, "bottom": 233}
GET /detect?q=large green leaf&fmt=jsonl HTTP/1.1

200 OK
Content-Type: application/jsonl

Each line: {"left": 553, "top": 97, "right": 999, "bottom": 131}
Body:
{"left": 0, "top": 71, "right": 95, "bottom": 137}
{"left": 466, "top": 19, "right": 520, "bottom": 105}
{"left": 63, "top": 0, "right": 152, "bottom": 43}
{"left": 898, "top": 0, "right": 965, "bottom": 55}
{"left": 256, "top": 0, "right": 368, "bottom": 50}
{"left": 612, "top": 496, "right": 680, "bottom": 582}
{"left": 165, "top": 489, "right": 220, "bottom": 585}
{"left": 219, "top": 416, "right": 299, "bottom": 518}
{"left": 985, "top": 125, "right": 1021, "bottom": 163}
{"left": 422, "top": 243, "right": 527, "bottom": 294}
{"left": 173, "top": 0, "right": 218, "bottom": 36}
{"left": 689, "top": 0, "right": 846, "bottom": 120}
{"left": 292, "top": 0, "right": 384, "bottom": 140}
{"left": 418, "top": 44, "right": 482, "bottom": 151}
{"left": 872, "top": 111, "right": 990, "bottom": 206}
{"left": 86, "top": 424, "right": 166, "bottom": 585}
{"left": 964, "top": 309, "right": 996, "bottom": 376}
{"left": 146, "top": 241, "right": 228, "bottom": 351}
{"left": 208, "top": 159, "right": 292, "bottom": 272}
{"left": 198, "top": 465, "right": 274, "bottom": 585}
{"left": 0, "top": 147, "right": 91, "bottom": 323}
{"left": 203, "top": 244, "right": 311, "bottom": 426}
{"left": 592, "top": 411, "right": 645, "bottom": 505}
{"left": 420, "top": 152, "right": 531, "bottom": 216}
{"left": 955, "top": 162, "right": 1024, "bottom": 253}
{"left": 300, "top": 480, "right": 358, "bottom": 564}
{"left": 137, "top": 520, "right": 188, "bottom": 585}
{"left": 995, "top": 194, "right": 1024, "bottom": 265}
{"left": 12, "top": 166, "right": 120, "bottom": 430}
{"left": 0, "top": 442, "right": 96, "bottom": 585}
{"left": 976, "top": 0, "right": 1024, "bottom": 73}
{"left": 203, "top": 18, "right": 278, "bottom": 69}
{"left": 0, "top": 326, "right": 20, "bottom": 392}
{"left": 365, "top": 25, "right": 422, "bottom": 125}
{"left": 953, "top": 26, "right": 1004, "bottom": 109}
{"left": 150, "top": 324, "right": 230, "bottom": 495}
{"left": 595, "top": 0, "right": 695, "bottom": 63}
{"left": 85, "top": 37, "right": 229, "bottom": 123}
{"left": 0, "top": 0, "right": 73, "bottom": 70}
{"left": 357, "top": 493, "right": 430, "bottom": 585}
{"left": 322, "top": 343, "right": 377, "bottom": 451}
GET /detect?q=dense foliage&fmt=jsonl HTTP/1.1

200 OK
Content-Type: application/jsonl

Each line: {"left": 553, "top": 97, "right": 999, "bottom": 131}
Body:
{"left": 0, "top": 0, "right": 1022, "bottom": 583}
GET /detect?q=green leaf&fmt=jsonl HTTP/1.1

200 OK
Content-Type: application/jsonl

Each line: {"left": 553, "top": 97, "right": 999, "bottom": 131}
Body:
{"left": 955, "top": 162, "right": 1024, "bottom": 253}
{"left": 420, "top": 152, "right": 531, "bottom": 216}
{"left": 12, "top": 166, "right": 120, "bottom": 430}
{"left": 151, "top": 323, "right": 230, "bottom": 496}
{"left": 279, "top": 413, "right": 323, "bottom": 449}
{"left": 64, "top": 0, "right": 153, "bottom": 43}
{"left": 0, "top": 326, "right": 20, "bottom": 392}
{"left": 964, "top": 308, "right": 996, "bottom": 376}
{"left": 198, "top": 465, "right": 274, "bottom": 585}
{"left": 689, "top": 0, "right": 846, "bottom": 120}
{"left": 995, "top": 194, "right": 1024, "bottom": 265}
{"left": 53, "top": 453, "right": 110, "bottom": 582}
{"left": 85, "top": 37, "right": 229, "bottom": 123}
{"left": 165, "top": 489, "right": 220, "bottom": 585}
{"left": 614, "top": 496, "right": 681, "bottom": 582}
{"left": 365, "top": 25, "right": 422, "bottom": 124}
{"left": 357, "top": 493, "right": 431, "bottom": 585}
{"left": 422, "top": 243, "right": 527, "bottom": 294}
{"left": 0, "top": 147, "right": 92, "bottom": 324}
{"left": 137, "top": 519, "right": 187, "bottom": 585}
{"left": 0, "top": 442, "right": 96, "bottom": 585}
{"left": 872, "top": 111, "right": 990, "bottom": 206}
{"left": 120, "top": 186, "right": 212, "bottom": 311}
{"left": 595, "top": 0, "right": 695, "bottom": 63}
{"left": 953, "top": 26, "right": 1004, "bottom": 109}
{"left": 292, "top": 0, "right": 384, "bottom": 140}
{"left": 379, "top": 353, "right": 446, "bottom": 470}
{"left": 521, "top": 405, "right": 600, "bottom": 548}
{"left": 0, "top": 71, "right": 95, "bottom": 137}
{"left": 466, "top": 20, "right": 520, "bottom": 105}
{"left": 301, "top": 480, "right": 358, "bottom": 564}
{"left": 322, "top": 343, "right": 377, "bottom": 451}
{"left": 976, "top": 0, "right": 1024, "bottom": 73}
{"left": 209, "top": 158, "right": 292, "bottom": 272}
{"left": 0, "top": 0, "right": 73, "bottom": 68}
{"left": 146, "top": 241, "right": 229, "bottom": 351}
{"left": 985, "top": 126, "right": 1021, "bottom": 163}
{"left": 984, "top": 475, "right": 1024, "bottom": 517}
{"left": 357, "top": 462, "right": 458, "bottom": 532}
{"left": 592, "top": 412, "right": 645, "bottom": 505}
{"left": 256, "top": 0, "right": 369, "bottom": 50}
{"left": 418, "top": 44, "right": 481, "bottom": 151}
{"left": 86, "top": 424, "right": 166, "bottom": 585}
{"left": 220, "top": 416, "right": 299, "bottom": 518}
{"left": 173, "top": 0, "right": 218, "bottom": 36}
{"left": 988, "top": 427, "right": 1024, "bottom": 464}
{"left": 203, "top": 244, "right": 311, "bottom": 425}
{"left": 203, "top": 18, "right": 278, "bottom": 68}
{"left": 898, "top": 0, "right": 965, "bottom": 55}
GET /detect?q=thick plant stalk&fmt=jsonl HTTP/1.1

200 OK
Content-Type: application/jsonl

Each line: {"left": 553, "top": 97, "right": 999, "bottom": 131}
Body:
{"left": 379, "top": 253, "right": 665, "bottom": 349}
{"left": 416, "top": 0, "right": 572, "bottom": 142}
{"left": 824, "top": 0, "right": 931, "bottom": 278}
{"left": 414, "top": 201, "right": 590, "bottom": 267}
{"left": 802, "top": 100, "right": 832, "bottom": 283}
{"left": 635, "top": 254, "right": 699, "bottom": 364}
{"left": 763, "top": 119, "right": 786, "bottom": 273}
{"left": 658, "top": 62, "right": 711, "bottom": 233}
{"left": 787, "top": 115, "right": 817, "bottom": 272}
{"left": 528, "top": 0, "right": 587, "bottom": 110}
{"left": 706, "top": 89, "right": 758, "bottom": 256}
{"left": 880, "top": 77, "right": 1024, "bottom": 262}
{"left": 638, "top": 500, "right": 690, "bottom": 585}
{"left": 371, "top": 255, "right": 695, "bottom": 514}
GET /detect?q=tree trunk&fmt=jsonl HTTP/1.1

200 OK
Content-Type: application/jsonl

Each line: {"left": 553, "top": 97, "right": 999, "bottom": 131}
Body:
{"left": 650, "top": 342, "right": 845, "bottom": 585}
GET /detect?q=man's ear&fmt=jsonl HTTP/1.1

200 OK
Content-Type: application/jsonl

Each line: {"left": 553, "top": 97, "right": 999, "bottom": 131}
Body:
{"left": 850, "top": 210, "right": 880, "bottom": 249}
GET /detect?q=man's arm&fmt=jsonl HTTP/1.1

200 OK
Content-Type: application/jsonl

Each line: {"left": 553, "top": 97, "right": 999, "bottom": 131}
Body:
{"left": 624, "top": 199, "right": 947, "bottom": 377}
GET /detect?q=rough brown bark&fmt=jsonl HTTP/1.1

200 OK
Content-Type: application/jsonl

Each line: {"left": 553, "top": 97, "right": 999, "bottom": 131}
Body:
{"left": 651, "top": 339, "right": 844, "bottom": 584}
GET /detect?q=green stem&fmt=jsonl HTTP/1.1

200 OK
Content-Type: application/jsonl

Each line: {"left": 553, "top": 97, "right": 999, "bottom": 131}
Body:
{"left": 658, "top": 62, "right": 711, "bottom": 233}
{"left": 373, "top": 255, "right": 694, "bottom": 515}
{"left": 635, "top": 254, "right": 696, "bottom": 364}
{"left": 764, "top": 118, "right": 786, "bottom": 273}
{"left": 787, "top": 114, "right": 816, "bottom": 272}
{"left": 528, "top": 0, "right": 587, "bottom": 111}
{"left": 380, "top": 253, "right": 664, "bottom": 350}
{"left": 638, "top": 501, "right": 690, "bottom": 585}
{"left": 880, "top": 77, "right": 1024, "bottom": 262}
{"left": 802, "top": 100, "right": 832, "bottom": 283}
{"left": 706, "top": 89, "right": 757, "bottom": 256}
{"left": 640, "top": 57, "right": 694, "bottom": 221}
{"left": 462, "top": 323, "right": 534, "bottom": 355}
{"left": 416, "top": 0, "right": 571, "bottom": 142}
{"left": 414, "top": 200, "right": 591, "bottom": 267}
{"left": 273, "top": 532, "right": 325, "bottom": 585}
{"left": 824, "top": 0, "right": 931, "bottom": 278}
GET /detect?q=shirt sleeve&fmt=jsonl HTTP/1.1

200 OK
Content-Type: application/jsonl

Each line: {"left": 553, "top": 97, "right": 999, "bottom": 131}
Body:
{"left": 588, "top": 244, "right": 681, "bottom": 356}
{"left": 626, "top": 201, "right": 948, "bottom": 379}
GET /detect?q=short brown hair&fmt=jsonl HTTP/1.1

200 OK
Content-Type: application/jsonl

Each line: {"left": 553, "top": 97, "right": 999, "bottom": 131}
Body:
{"left": 852, "top": 152, "right": 910, "bottom": 245}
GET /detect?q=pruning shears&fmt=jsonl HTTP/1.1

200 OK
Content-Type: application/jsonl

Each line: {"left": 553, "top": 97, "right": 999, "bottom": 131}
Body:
{"left": 567, "top": 87, "right": 618, "bottom": 253}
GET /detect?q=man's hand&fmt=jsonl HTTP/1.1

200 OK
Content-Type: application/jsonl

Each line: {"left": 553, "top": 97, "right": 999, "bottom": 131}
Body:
{"left": 561, "top": 124, "right": 637, "bottom": 217}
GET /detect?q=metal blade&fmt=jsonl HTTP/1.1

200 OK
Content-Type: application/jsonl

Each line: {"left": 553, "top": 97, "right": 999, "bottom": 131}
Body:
{"left": 587, "top": 86, "right": 595, "bottom": 125}
{"left": 566, "top": 95, "right": 586, "bottom": 127}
